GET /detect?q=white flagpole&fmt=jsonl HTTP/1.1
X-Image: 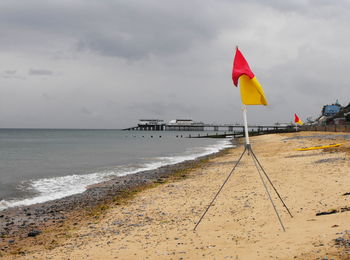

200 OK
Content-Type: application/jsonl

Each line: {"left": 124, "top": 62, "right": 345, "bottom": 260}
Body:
{"left": 242, "top": 105, "right": 250, "bottom": 148}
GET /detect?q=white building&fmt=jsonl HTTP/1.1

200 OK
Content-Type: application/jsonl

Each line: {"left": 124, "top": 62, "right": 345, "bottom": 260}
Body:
{"left": 168, "top": 119, "right": 194, "bottom": 125}
{"left": 138, "top": 119, "right": 164, "bottom": 126}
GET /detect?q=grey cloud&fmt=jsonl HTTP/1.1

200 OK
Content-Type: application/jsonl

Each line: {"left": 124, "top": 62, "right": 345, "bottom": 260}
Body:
{"left": 4, "top": 70, "right": 16, "bottom": 75}
{"left": 42, "top": 93, "right": 52, "bottom": 100}
{"left": 0, "top": 1, "right": 219, "bottom": 60}
{"left": 0, "top": 0, "right": 349, "bottom": 128}
{"left": 81, "top": 107, "right": 93, "bottom": 115}
{"left": 76, "top": 2, "right": 217, "bottom": 59}
{"left": 242, "top": 0, "right": 309, "bottom": 11}
{"left": 241, "top": 0, "right": 350, "bottom": 13}
{"left": 128, "top": 101, "right": 197, "bottom": 118}
{"left": 80, "top": 107, "right": 101, "bottom": 118}
{"left": 0, "top": 70, "right": 24, "bottom": 79}
{"left": 29, "top": 69, "right": 53, "bottom": 76}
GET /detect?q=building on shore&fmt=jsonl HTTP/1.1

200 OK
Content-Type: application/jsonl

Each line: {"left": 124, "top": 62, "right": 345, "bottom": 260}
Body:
{"left": 325, "top": 102, "right": 350, "bottom": 125}
{"left": 313, "top": 100, "right": 350, "bottom": 125}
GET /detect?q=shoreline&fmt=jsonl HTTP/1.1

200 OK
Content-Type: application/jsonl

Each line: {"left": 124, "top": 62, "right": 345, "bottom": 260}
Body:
{"left": 1, "top": 131, "right": 350, "bottom": 259}
{"left": 0, "top": 136, "right": 232, "bottom": 211}
{"left": 0, "top": 139, "right": 237, "bottom": 253}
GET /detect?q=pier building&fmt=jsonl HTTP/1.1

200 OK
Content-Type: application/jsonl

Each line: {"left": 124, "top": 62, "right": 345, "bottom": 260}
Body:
{"left": 137, "top": 119, "right": 166, "bottom": 131}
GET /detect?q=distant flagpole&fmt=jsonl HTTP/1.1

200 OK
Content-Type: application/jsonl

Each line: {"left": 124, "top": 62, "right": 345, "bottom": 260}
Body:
{"left": 294, "top": 114, "right": 303, "bottom": 131}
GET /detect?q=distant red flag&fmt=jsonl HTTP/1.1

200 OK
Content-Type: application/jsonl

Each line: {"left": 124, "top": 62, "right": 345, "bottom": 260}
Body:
{"left": 232, "top": 47, "right": 255, "bottom": 87}
{"left": 294, "top": 114, "right": 303, "bottom": 125}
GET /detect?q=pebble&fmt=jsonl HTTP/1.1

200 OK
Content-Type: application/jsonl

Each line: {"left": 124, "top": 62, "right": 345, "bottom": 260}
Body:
{"left": 27, "top": 230, "right": 42, "bottom": 237}
{"left": 128, "top": 223, "right": 142, "bottom": 227}
{"left": 335, "top": 237, "right": 350, "bottom": 247}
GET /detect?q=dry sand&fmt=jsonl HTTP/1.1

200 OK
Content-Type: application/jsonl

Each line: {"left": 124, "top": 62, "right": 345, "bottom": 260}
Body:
{"left": 3, "top": 132, "right": 350, "bottom": 259}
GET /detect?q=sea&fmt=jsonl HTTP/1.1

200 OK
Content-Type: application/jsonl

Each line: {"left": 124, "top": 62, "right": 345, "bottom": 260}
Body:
{"left": 0, "top": 129, "right": 233, "bottom": 211}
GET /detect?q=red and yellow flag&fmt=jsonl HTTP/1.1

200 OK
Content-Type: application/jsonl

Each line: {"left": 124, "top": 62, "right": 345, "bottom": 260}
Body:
{"left": 294, "top": 114, "right": 303, "bottom": 125}
{"left": 232, "top": 48, "right": 268, "bottom": 105}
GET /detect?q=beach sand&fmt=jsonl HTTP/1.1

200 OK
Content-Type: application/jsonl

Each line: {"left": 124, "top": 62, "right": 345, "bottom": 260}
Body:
{"left": 2, "top": 132, "right": 350, "bottom": 259}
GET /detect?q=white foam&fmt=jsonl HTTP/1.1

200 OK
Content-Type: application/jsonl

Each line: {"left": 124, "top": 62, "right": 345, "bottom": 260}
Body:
{"left": 0, "top": 139, "right": 233, "bottom": 211}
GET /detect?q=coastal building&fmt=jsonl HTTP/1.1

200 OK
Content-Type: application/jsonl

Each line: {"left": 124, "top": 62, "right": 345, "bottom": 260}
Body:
{"left": 313, "top": 100, "right": 350, "bottom": 125}
{"left": 322, "top": 102, "right": 341, "bottom": 117}
{"left": 325, "top": 102, "right": 350, "bottom": 125}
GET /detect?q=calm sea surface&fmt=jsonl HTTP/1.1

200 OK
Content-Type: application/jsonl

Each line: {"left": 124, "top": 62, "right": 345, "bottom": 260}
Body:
{"left": 0, "top": 129, "right": 233, "bottom": 210}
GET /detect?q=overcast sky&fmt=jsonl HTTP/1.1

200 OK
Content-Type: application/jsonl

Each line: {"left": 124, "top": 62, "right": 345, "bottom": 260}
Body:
{"left": 0, "top": 0, "right": 349, "bottom": 128}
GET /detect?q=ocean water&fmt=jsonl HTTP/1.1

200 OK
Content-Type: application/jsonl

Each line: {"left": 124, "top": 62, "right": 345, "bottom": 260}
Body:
{"left": 0, "top": 129, "right": 233, "bottom": 210}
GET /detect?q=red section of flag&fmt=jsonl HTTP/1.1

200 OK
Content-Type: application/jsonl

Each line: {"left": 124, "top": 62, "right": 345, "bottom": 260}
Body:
{"left": 232, "top": 47, "right": 255, "bottom": 87}
{"left": 294, "top": 114, "right": 301, "bottom": 123}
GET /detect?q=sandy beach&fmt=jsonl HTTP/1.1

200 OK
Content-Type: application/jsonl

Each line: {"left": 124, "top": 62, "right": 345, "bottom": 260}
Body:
{"left": 1, "top": 131, "right": 350, "bottom": 259}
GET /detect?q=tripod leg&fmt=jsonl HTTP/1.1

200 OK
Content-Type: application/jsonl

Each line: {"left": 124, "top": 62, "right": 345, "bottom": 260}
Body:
{"left": 251, "top": 154, "right": 286, "bottom": 232}
{"left": 193, "top": 146, "right": 247, "bottom": 231}
{"left": 250, "top": 149, "right": 293, "bottom": 218}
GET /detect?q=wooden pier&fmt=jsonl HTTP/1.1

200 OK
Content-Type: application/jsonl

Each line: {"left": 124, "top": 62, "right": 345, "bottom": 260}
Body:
{"left": 124, "top": 124, "right": 292, "bottom": 132}
{"left": 124, "top": 123, "right": 294, "bottom": 138}
{"left": 187, "top": 126, "right": 295, "bottom": 138}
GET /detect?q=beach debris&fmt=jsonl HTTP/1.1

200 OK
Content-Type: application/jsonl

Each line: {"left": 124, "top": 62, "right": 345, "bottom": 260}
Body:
{"left": 332, "top": 225, "right": 339, "bottom": 228}
{"left": 343, "top": 192, "right": 350, "bottom": 196}
{"left": 334, "top": 231, "right": 350, "bottom": 248}
{"left": 285, "top": 153, "right": 323, "bottom": 158}
{"left": 128, "top": 223, "right": 143, "bottom": 227}
{"left": 335, "top": 237, "right": 350, "bottom": 246}
{"left": 340, "top": 207, "right": 350, "bottom": 212}
{"left": 27, "top": 230, "right": 42, "bottom": 237}
{"left": 316, "top": 209, "right": 338, "bottom": 216}
{"left": 314, "top": 158, "right": 344, "bottom": 164}
{"left": 112, "top": 221, "right": 123, "bottom": 226}
{"left": 296, "top": 143, "right": 342, "bottom": 151}
{"left": 316, "top": 206, "right": 350, "bottom": 216}
{"left": 155, "top": 178, "right": 167, "bottom": 184}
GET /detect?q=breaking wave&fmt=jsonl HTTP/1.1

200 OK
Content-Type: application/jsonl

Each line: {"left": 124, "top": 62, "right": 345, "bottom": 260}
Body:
{"left": 0, "top": 139, "right": 233, "bottom": 211}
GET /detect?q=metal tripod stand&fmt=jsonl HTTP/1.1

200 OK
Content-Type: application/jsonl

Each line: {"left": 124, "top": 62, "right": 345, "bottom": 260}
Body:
{"left": 193, "top": 143, "right": 293, "bottom": 231}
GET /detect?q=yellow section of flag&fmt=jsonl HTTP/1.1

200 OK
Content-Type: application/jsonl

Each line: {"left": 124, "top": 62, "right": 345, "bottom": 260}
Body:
{"left": 239, "top": 75, "right": 268, "bottom": 105}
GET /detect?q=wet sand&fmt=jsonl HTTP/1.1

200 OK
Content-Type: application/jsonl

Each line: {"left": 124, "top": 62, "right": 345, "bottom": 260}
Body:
{"left": 1, "top": 132, "right": 350, "bottom": 259}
